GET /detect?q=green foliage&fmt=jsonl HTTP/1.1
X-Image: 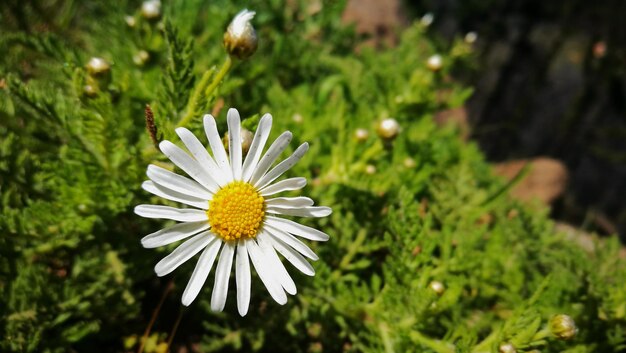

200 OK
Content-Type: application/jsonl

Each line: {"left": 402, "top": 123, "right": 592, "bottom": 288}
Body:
{"left": 1, "top": 0, "right": 625, "bottom": 352}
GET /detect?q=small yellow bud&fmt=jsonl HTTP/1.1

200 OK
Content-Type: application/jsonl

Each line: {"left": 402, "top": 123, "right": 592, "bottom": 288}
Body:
{"left": 498, "top": 343, "right": 516, "bottom": 353}
{"left": 83, "top": 84, "right": 98, "bottom": 97}
{"left": 429, "top": 281, "right": 445, "bottom": 295}
{"left": 376, "top": 118, "right": 400, "bottom": 141}
{"left": 125, "top": 15, "right": 137, "bottom": 28}
{"left": 141, "top": 0, "right": 161, "bottom": 20}
{"left": 224, "top": 9, "right": 258, "bottom": 59}
{"left": 354, "top": 128, "right": 369, "bottom": 142}
{"left": 403, "top": 157, "right": 416, "bottom": 168}
{"left": 365, "top": 165, "right": 376, "bottom": 175}
{"left": 550, "top": 314, "right": 577, "bottom": 340}
{"left": 133, "top": 50, "right": 150, "bottom": 66}
{"left": 292, "top": 113, "right": 304, "bottom": 123}
{"left": 426, "top": 54, "right": 443, "bottom": 71}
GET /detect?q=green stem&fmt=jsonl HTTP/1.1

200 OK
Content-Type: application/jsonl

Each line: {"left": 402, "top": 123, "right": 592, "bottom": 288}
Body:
{"left": 177, "top": 55, "right": 233, "bottom": 128}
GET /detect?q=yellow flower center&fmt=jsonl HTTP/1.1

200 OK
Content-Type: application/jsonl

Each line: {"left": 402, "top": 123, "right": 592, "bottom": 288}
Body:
{"left": 208, "top": 181, "right": 265, "bottom": 241}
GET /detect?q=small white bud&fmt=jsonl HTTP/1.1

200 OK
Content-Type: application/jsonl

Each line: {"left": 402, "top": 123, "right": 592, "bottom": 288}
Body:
{"left": 86, "top": 57, "right": 110, "bottom": 76}
{"left": 292, "top": 113, "right": 303, "bottom": 123}
{"left": 133, "top": 50, "right": 150, "bottom": 66}
{"left": 354, "top": 128, "right": 369, "bottom": 142}
{"left": 124, "top": 15, "right": 137, "bottom": 28}
{"left": 429, "top": 281, "right": 445, "bottom": 295}
{"left": 420, "top": 13, "right": 434, "bottom": 27}
{"left": 141, "top": 0, "right": 161, "bottom": 20}
{"left": 464, "top": 31, "right": 478, "bottom": 44}
{"left": 426, "top": 54, "right": 443, "bottom": 71}
{"left": 403, "top": 157, "right": 416, "bottom": 168}
{"left": 550, "top": 314, "right": 577, "bottom": 340}
{"left": 365, "top": 165, "right": 376, "bottom": 175}
{"left": 499, "top": 343, "right": 516, "bottom": 353}
{"left": 224, "top": 9, "right": 258, "bottom": 59}
{"left": 376, "top": 118, "right": 400, "bottom": 141}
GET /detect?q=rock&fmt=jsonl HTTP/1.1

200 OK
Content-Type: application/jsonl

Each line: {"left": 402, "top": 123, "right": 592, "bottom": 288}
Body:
{"left": 493, "top": 157, "right": 568, "bottom": 205}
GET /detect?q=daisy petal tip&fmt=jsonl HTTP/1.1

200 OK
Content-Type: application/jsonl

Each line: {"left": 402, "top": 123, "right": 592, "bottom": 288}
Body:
{"left": 238, "top": 306, "right": 249, "bottom": 317}
{"left": 227, "top": 108, "right": 240, "bottom": 121}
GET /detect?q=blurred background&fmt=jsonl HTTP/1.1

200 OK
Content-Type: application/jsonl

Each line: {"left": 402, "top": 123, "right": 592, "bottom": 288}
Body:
{"left": 343, "top": 0, "right": 626, "bottom": 242}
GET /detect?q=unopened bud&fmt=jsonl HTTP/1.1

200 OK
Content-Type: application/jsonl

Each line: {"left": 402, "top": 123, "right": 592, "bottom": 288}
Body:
{"left": 292, "top": 113, "right": 303, "bottom": 123}
{"left": 83, "top": 84, "right": 98, "bottom": 97}
{"left": 365, "top": 164, "right": 376, "bottom": 175}
{"left": 354, "top": 128, "right": 369, "bottom": 142}
{"left": 403, "top": 157, "right": 416, "bottom": 168}
{"left": 464, "top": 31, "right": 478, "bottom": 44}
{"left": 125, "top": 15, "right": 137, "bottom": 28}
{"left": 550, "top": 314, "right": 577, "bottom": 340}
{"left": 86, "top": 57, "right": 111, "bottom": 76}
{"left": 141, "top": 0, "right": 161, "bottom": 20}
{"left": 224, "top": 9, "right": 258, "bottom": 59}
{"left": 420, "top": 13, "right": 434, "bottom": 27}
{"left": 427, "top": 54, "right": 443, "bottom": 71}
{"left": 429, "top": 281, "right": 445, "bottom": 295}
{"left": 376, "top": 118, "right": 400, "bottom": 141}
{"left": 223, "top": 128, "right": 254, "bottom": 156}
{"left": 499, "top": 343, "right": 516, "bottom": 353}
{"left": 133, "top": 50, "right": 150, "bottom": 66}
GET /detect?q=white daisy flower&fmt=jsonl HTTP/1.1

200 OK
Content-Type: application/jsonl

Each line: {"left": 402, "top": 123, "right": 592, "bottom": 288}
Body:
{"left": 134, "top": 108, "right": 331, "bottom": 316}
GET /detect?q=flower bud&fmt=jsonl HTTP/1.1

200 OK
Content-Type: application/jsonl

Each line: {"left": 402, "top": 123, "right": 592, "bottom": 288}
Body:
{"left": 224, "top": 9, "right": 258, "bottom": 59}
{"left": 420, "top": 13, "right": 434, "bottom": 27}
{"left": 429, "top": 281, "right": 445, "bottom": 295}
{"left": 464, "top": 31, "right": 478, "bottom": 44}
{"left": 141, "top": 0, "right": 161, "bottom": 20}
{"left": 426, "top": 54, "right": 443, "bottom": 71}
{"left": 499, "top": 343, "right": 516, "bottom": 353}
{"left": 376, "top": 118, "right": 400, "bottom": 141}
{"left": 550, "top": 314, "right": 577, "bottom": 340}
{"left": 133, "top": 50, "right": 150, "bottom": 66}
{"left": 403, "top": 157, "right": 416, "bottom": 168}
{"left": 223, "top": 128, "right": 254, "bottom": 156}
{"left": 365, "top": 165, "right": 376, "bottom": 175}
{"left": 86, "top": 57, "right": 111, "bottom": 77}
{"left": 354, "top": 128, "right": 369, "bottom": 142}
{"left": 83, "top": 84, "right": 98, "bottom": 97}
{"left": 292, "top": 113, "right": 303, "bottom": 124}
{"left": 124, "top": 15, "right": 137, "bottom": 28}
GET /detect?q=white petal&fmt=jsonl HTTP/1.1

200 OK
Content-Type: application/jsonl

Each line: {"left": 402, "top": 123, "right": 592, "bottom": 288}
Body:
{"left": 160, "top": 141, "right": 220, "bottom": 193}
{"left": 147, "top": 165, "right": 212, "bottom": 200}
{"left": 242, "top": 114, "right": 272, "bottom": 182}
{"left": 265, "top": 196, "right": 314, "bottom": 208}
{"left": 249, "top": 131, "right": 292, "bottom": 185}
{"left": 266, "top": 205, "right": 332, "bottom": 218}
{"left": 154, "top": 231, "right": 214, "bottom": 276}
{"left": 235, "top": 239, "right": 251, "bottom": 316}
{"left": 141, "top": 221, "right": 209, "bottom": 248}
{"left": 264, "top": 225, "right": 318, "bottom": 260}
{"left": 246, "top": 239, "right": 288, "bottom": 305}
{"left": 255, "top": 143, "right": 308, "bottom": 189}
{"left": 175, "top": 127, "right": 228, "bottom": 186}
{"left": 203, "top": 114, "right": 233, "bottom": 181}
{"left": 134, "top": 205, "right": 208, "bottom": 222}
{"left": 142, "top": 181, "right": 209, "bottom": 209}
{"left": 256, "top": 232, "right": 296, "bottom": 295}
{"left": 227, "top": 109, "right": 243, "bottom": 180}
{"left": 210, "top": 241, "right": 235, "bottom": 312}
{"left": 181, "top": 237, "right": 221, "bottom": 306}
{"left": 260, "top": 177, "right": 306, "bottom": 196}
{"left": 266, "top": 216, "right": 330, "bottom": 241}
{"left": 270, "top": 236, "right": 315, "bottom": 276}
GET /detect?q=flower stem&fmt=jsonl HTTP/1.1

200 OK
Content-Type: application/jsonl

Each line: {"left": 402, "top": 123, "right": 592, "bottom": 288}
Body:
{"left": 165, "top": 307, "right": 184, "bottom": 350}
{"left": 177, "top": 55, "right": 233, "bottom": 128}
{"left": 137, "top": 281, "right": 173, "bottom": 353}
